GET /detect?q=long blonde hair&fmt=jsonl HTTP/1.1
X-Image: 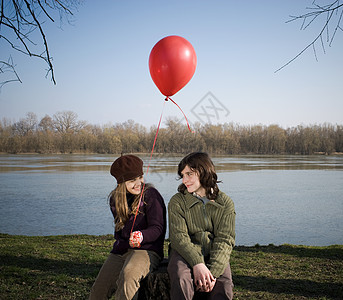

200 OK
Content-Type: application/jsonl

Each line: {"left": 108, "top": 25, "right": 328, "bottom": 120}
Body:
{"left": 109, "top": 183, "right": 150, "bottom": 231}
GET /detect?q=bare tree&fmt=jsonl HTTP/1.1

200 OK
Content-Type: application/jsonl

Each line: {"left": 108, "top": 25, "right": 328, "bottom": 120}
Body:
{"left": 0, "top": 0, "right": 81, "bottom": 88}
{"left": 38, "top": 114, "right": 54, "bottom": 131}
{"left": 276, "top": 0, "right": 343, "bottom": 72}
{"left": 12, "top": 111, "right": 37, "bottom": 135}
{"left": 53, "top": 110, "right": 86, "bottom": 133}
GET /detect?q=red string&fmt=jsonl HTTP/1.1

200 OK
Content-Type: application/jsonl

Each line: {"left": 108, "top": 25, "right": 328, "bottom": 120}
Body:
{"left": 130, "top": 100, "right": 167, "bottom": 235}
{"left": 130, "top": 97, "right": 194, "bottom": 234}
{"left": 165, "top": 96, "right": 194, "bottom": 133}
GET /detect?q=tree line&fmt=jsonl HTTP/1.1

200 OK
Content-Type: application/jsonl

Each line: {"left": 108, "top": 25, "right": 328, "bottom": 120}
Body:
{"left": 0, "top": 111, "right": 342, "bottom": 155}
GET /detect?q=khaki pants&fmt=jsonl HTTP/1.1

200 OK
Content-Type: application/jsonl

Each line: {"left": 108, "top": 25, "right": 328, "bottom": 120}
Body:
{"left": 89, "top": 249, "right": 161, "bottom": 300}
{"left": 167, "top": 249, "right": 234, "bottom": 300}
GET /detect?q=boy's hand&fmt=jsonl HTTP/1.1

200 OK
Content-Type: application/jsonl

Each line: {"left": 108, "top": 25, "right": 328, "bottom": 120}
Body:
{"left": 193, "top": 263, "right": 216, "bottom": 292}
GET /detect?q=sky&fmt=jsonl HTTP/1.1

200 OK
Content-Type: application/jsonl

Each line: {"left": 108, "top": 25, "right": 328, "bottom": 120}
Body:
{"left": 1, "top": 0, "right": 342, "bottom": 129}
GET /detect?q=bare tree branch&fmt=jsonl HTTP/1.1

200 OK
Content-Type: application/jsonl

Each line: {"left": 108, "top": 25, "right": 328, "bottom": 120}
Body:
{"left": 24, "top": 0, "right": 55, "bottom": 83}
{"left": 275, "top": 1, "right": 343, "bottom": 72}
{"left": 330, "top": 5, "right": 343, "bottom": 44}
{"left": 0, "top": 0, "right": 81, "bottom": 88}
{"left": 0, "top": 58, "right": 22, "bottom": 89}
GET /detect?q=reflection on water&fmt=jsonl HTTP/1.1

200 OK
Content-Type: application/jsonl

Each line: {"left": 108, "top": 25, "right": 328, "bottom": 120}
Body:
{"left": 1, "top": 154, "right": 342, "bottom": 173}
{"left": 0, "top": 154, "right": 342, "bottom": 246}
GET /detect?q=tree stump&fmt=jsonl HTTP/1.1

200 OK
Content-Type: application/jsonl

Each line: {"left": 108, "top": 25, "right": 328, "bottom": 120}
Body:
{"left": 138, "top": 258, "right": 170, "bottom": 300}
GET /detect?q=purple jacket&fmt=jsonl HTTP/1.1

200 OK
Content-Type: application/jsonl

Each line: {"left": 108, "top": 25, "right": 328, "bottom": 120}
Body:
{"left": 110, "top": 186, "right": 166, "bottom": 259}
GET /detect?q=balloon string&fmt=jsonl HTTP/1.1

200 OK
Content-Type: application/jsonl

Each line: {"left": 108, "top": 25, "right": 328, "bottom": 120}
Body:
{"left": 130, "top": 100, "right": 167, "bottom": 235}
{"left": 146, "top": 98, "right": 167, "bottom": 174}
{"left": 165, "top": 96, "right": 194, "bottom": 133}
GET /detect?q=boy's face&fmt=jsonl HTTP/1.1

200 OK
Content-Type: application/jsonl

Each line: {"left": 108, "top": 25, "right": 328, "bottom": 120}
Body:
{"left": 181, "top": 165, "right": 205, "bottom": 197}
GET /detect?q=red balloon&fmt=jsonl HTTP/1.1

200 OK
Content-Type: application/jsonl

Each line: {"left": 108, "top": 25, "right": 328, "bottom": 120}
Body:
{"left": 149, "top": 35, "right": 197, "bottom": 97}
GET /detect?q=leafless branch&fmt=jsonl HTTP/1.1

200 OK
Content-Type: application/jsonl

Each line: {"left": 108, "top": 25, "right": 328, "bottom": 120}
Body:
{"left": 0, "top": 0, "right": 81, "bottom": 88}
{"left": 37, "top": 0, "right": 55, "bottom": 22}
{"left": 330, "top": 6, "right": 343, "bottom": 44}
{"left": 24, "top": 0, "right": 55, "bottom": 83}
{"left": 275, "top": 1, "right": 343, "bottom": 72}
{"left": 0, "top": 58, "right": 22, "bottom": 89}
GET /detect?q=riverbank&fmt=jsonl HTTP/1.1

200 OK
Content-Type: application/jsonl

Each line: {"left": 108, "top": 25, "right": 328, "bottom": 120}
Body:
{"left": 1, "top": 234, "right": 342, "bottom": 299}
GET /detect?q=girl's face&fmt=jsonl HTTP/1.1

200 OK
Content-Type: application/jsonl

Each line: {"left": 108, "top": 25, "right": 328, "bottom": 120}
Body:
{"left": 181, "top": 165, "right": 206, "bottom": 197}
{"left": 125, "top": 175, "right": 144, "bottom": 195}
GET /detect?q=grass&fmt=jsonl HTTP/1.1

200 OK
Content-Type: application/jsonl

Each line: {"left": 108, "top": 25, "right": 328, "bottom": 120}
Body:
{"left": 0, "top": 234, "right": 342, "bottom": 299}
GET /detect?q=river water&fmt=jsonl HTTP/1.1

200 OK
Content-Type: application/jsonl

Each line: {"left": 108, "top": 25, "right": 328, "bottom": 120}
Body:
{"left": 0, "top": 154, "right": 342, "bottom": 246}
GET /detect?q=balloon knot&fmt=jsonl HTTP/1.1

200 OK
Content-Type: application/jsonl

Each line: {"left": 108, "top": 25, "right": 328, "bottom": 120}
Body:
{"left": 165, "top": 97, "right": 169, "bottom": 102}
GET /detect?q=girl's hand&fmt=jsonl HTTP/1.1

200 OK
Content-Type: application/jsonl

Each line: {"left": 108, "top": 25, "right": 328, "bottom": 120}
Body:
{"left": 129, "top": 231, "right": 143, "bottom": 248}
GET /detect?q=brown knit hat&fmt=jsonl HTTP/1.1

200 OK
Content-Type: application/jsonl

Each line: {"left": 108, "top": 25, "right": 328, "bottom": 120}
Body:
{"left": 110, "top": 155, "right": 144, "bottom": 184}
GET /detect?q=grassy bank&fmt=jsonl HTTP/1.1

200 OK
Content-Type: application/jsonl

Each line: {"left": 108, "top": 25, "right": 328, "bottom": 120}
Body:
{"left": 1, "top": 234, "right": 342, "bottom": 299}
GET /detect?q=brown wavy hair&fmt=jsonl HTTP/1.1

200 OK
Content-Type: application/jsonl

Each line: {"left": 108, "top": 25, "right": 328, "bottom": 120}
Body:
{"left": 177, "top": 152, "right": 221, "bottom": 200}
{"left": 109, "top": 183, "right": 151, "bottom": 231}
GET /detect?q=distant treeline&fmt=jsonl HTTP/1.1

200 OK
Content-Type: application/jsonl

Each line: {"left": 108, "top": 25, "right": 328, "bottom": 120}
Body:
{"left": 1, "top": 111, "right": 342, "bottom": 155}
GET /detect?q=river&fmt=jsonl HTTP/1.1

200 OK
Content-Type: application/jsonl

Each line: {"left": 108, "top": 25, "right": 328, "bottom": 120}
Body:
{"left": 0, "top": 154, "right": 342, "bottom": 246}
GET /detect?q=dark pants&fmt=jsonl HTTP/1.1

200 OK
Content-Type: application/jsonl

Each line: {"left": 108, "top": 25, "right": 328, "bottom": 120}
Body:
{"left": 167, "top": 250, "right": 234, "bottom": 300}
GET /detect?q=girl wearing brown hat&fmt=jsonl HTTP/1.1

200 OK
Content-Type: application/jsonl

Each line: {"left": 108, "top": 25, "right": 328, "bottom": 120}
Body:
{"left": 89, "top": 155, "right": 166, "bottom": 300}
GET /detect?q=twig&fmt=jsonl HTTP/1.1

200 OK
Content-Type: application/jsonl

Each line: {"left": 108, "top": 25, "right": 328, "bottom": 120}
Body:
{"left": 275, "top": 1, "right": 342, "bottom": 73}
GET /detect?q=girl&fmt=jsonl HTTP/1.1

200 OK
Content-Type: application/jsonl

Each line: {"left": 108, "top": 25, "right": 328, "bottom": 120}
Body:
{"left": 89, "top": 154, "right": 166, "bottom": 300}
{"left": 168, "top": 152, "right": 235, "bottom": 299}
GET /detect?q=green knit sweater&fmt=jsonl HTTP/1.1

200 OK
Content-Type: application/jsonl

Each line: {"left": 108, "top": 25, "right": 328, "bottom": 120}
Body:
{"left": 168, "top": 190, "right": 236, "bottom": 278}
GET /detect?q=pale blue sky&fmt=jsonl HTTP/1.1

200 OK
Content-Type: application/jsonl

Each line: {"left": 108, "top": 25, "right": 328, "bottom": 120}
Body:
{"left": 1, "top": 0, "right": 342, "bottom": 129}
